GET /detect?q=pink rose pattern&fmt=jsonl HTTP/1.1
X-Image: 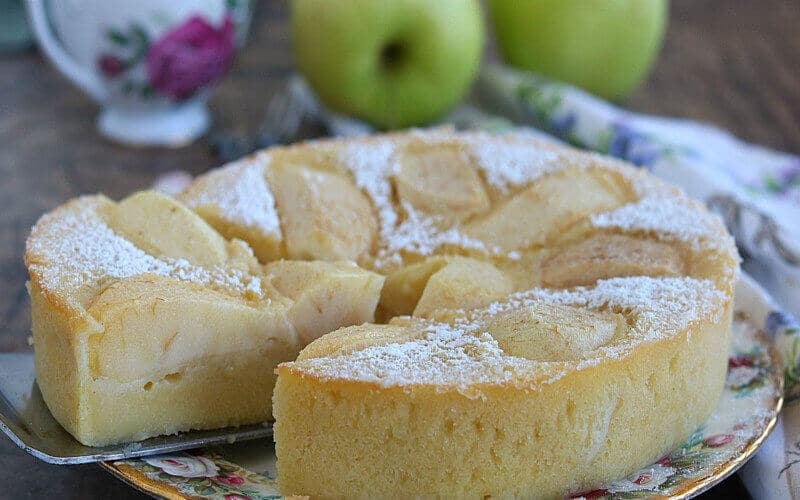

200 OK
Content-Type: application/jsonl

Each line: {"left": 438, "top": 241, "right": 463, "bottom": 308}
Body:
{"left": 121, "top": 451, "right": 279, "bottom": 498}
{"left": 703, "top": 433, "right": 735, "bottom": 448}
{"left": 143, "top": 454, "right": 219, "bottom": 478}
{"left": 97, "top": 54, "right": 124, "bottom": 78}
{"left": 145, "top": 15, "right": 235, "bottom": 99}
{"left": 96, "top": 14, "right": 235, "bottom": 100}
{"left": 213, "top": 472, "right": 246, "bottom": 487}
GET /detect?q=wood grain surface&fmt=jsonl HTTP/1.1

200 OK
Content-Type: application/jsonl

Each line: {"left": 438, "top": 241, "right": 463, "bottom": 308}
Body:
{"left": 0, "top": 1, "right": 797, "bottom": 498}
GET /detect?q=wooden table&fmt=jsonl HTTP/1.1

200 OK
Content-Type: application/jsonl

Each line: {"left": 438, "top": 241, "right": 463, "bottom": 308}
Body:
{"left": 1, "top": 1, "right": 797, "bottom": 497}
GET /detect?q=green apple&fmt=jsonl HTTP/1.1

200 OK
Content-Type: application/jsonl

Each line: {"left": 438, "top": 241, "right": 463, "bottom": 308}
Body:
{"left": 487, "top": 0, "right": 667, "bottom": 100}
{"left": 291, "top": 0, "right": 484, "bottom": 129}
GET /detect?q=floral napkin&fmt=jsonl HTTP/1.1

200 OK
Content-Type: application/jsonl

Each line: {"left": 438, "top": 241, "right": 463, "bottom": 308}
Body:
{"left": 284, "top": 64, "right": 800, "bottom": 498}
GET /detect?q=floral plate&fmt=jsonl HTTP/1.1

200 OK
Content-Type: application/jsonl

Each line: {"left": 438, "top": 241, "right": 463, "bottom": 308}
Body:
{"left": 100, "top": 275, "right": 784, "bottom": 499}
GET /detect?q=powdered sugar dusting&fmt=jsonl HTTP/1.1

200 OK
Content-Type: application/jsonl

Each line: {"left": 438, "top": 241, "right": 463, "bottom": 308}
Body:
{"left": 338, "top": 140, "right": 397, "bottom": 241}
{"left": 528, "top": 276, "right": 726, "bottom": 340}
{"left": 181, "top": 153, "right": 281, "bottom": 238}
{"left": 338, "top": 141, "right": 490, "bottom": 265}
{"left": 299, "top": 322, "right": 534, "bottom": 395}
{"left": 467, "top": 137, "right": 562, "bottom": 194}
{"left": 465, "top": 276, "right": 725, "bottom": 350}
{"left": 162, "top": 258, "right": 264, "bottom": 299}
{"left": 291, "top": 276, "right": 726, "bottom": 388}
{"left": 386, "top": 203, "right": 488, "bottom": 258}
{"left": 591, "top": 196, "right": 728, "bottom": 251}
{"left": 27, "top": 197, "right": 264, "bottom": 302}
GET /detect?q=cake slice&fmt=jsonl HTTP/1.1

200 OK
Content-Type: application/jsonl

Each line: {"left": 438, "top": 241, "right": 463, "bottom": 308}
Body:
{"left": 26, "top": 191, "right": 382, "bottom": 446}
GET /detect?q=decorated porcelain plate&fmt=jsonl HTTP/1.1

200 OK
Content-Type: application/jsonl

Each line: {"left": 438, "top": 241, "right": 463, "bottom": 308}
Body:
{"left": 98, "top": 274, "right": 784, "bottom": 499}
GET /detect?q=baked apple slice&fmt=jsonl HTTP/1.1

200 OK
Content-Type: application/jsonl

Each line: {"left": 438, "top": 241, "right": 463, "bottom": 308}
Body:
{"left": 266, "top": 260, "right": 384, "bottom": 345}
{"left": 394, "top": 144, "right": 490, "bottom": 222}
{"left": 297, "top": 323, "right": 416, "bottom": 361}
{"left": 379, "top": 256, "right": 449, "bottom": 317}
{"left": 487, "top": 302, "right": 624, "bottom": 361}
{"left": 542, "top": 233, "right": 684, "bottom": 288}
{"left": 86, "top": 275, "right": 297, "bottom": 383}
{"left": 268, "top": 164, "right": 377, "bottom": 262}
{"left": 414, "top": 257, "right": 513, "bottom": 317}
{"left": 102, "top": 190, "right": 229, "bottom": 268}
{"left": 464, "top": 168, "right": 627, "bottom": 252}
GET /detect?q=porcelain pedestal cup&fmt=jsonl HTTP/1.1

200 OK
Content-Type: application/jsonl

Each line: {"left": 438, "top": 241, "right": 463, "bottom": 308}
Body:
{"left": 26, "top": 0, "right": 242, "bottom": 147}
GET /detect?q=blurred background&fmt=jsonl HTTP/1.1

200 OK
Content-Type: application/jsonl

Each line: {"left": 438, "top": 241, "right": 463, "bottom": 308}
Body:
{"left": 0, "top": 0, "right": 798, "bottom": 498}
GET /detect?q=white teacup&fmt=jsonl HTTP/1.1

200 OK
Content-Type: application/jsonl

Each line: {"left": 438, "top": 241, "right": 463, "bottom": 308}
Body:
{"left": 26, "top": 0, "right": 249, "bottom": 146}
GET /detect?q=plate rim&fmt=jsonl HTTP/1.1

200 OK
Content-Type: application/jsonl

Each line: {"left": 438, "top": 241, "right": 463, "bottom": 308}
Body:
{"left": 659, "top": 335, "right": 783, "bottom": 500}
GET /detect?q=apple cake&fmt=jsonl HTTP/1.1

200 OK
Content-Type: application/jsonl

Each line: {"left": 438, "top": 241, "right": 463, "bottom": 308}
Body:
{"left": 262, "top": 131, "right": 738, "bottom": 497}
{"left": 26, "top": 130, "right": 737, "bottom": 497}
